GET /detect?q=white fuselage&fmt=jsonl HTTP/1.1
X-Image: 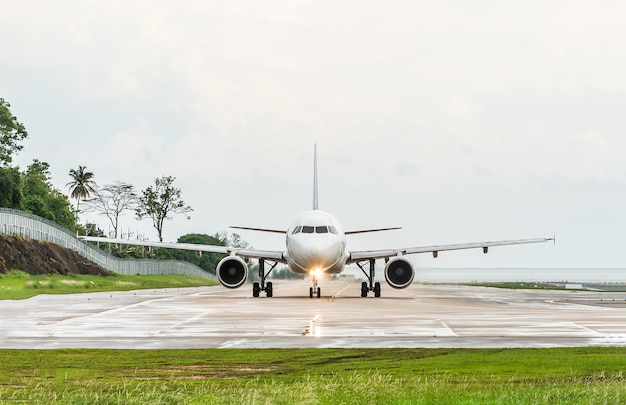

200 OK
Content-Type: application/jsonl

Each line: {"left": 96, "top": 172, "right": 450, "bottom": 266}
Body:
{"left": 284, "top": 210, "right": 349, "bottom": 276}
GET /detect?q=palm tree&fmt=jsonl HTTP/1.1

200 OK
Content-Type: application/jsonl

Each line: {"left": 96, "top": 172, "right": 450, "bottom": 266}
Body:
{"left": 66, "top": 165, "right": 97, "bottom": 223}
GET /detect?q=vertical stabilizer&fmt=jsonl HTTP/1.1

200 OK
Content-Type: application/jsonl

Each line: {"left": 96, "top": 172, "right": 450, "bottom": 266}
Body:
{"left": 313, "top": 144, "right": 319, "bottom": 210}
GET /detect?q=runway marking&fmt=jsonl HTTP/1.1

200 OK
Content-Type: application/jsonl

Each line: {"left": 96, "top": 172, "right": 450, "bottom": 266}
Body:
{"left": 328, "top": 285, "right": 351, "bottom": 302}
{"left": 573, "top": 323, "right": 605, "bottom": 337}
{"left": 41, "top": 298, "right": 163, "bottom": 327}
{"left": 219, "top": 339, "right": 248, "bottom": 348}
{"left": 302, "top": 315, "right": 321, "bottom": 336}
{"left": 150, "top": 312, "right": 210, "bottom": 336}
{"left": 438, "top": 319, "right": 458, "bottom": 337}
{"left": 40, "top": 290, "right": 201, "bottom": 327}
{"left": 410, "top": 293, "right": 422, "bottom": 303}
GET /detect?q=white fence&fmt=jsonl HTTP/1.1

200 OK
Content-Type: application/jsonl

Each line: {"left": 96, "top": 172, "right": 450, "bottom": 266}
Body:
{"left": 0, "top": 208, "right": 214, "bottom": 279}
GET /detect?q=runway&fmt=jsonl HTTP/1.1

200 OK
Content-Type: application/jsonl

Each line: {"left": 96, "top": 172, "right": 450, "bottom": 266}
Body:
{"left": 1, "top": 279, "right": 625, "bottom": 349}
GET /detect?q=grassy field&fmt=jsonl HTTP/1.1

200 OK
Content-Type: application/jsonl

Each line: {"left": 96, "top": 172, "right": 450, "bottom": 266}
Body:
{"left": 2, "top": 275, "right": 625, "bottom": 403}
{"left": 0, "top": 348, "right": 624, "bottom": 404}
{"left": 466, "top": 281, "right": 626, "bottom": 291}
{"left": 0, "top": 270, "right": 217, "bottom": 300}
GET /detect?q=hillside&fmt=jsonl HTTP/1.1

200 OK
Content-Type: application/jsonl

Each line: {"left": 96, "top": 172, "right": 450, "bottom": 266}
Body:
{"left": 0, "top": 234, "right": 111, "bottom": 276}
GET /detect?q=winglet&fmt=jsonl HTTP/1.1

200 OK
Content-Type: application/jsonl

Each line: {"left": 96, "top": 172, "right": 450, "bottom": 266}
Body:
{"left": 313, "top": 143, "right": 319, "bottom": 210}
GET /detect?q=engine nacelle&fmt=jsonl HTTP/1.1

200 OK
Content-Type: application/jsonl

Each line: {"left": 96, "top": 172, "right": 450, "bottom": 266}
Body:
{"left": 384, "top": 256, "right": 415, "bottom": 289}
{"left": 216, "top": 256, "right": 248, "bottom": 289}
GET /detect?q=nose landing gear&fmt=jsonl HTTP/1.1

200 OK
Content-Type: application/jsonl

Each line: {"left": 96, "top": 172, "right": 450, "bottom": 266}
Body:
{"left": 309, "top": 275, "right": 321, "bottom": 298}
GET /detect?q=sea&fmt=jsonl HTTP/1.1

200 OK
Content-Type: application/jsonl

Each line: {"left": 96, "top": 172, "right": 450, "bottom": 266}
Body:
{"left": 344, "top": 267, "right": 626, "bottom": 283}
{"left": 414, "top": 268, "right": 626, "bottom": 283}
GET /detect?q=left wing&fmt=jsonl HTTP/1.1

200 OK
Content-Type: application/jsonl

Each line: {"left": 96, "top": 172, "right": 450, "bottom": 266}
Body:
{"left": 79, "top": 236, "right": 286, "bottom": 262}
{"left": 348, "top": 237, "right": 553, "bottom": 263}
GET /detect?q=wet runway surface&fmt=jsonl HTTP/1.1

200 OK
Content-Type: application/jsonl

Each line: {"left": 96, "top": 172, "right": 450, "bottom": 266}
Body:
{"left": 1, "top": 280, "right": 625, "bottom": 348}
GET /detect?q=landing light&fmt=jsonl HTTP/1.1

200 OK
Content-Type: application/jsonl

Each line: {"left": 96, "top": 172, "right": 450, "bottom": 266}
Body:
{"left": 310, "top": 268, "right": 323, "bottom": 279}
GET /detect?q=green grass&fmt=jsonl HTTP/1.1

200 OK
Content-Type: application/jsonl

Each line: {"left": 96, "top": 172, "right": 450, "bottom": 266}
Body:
{"left": 465, "top": 281, "right": 569, "bottom": 290}
{"left": 0, "top": 348, "right": 624, "bottom": 404}
{"left": 465, "top": 281, "right": 626, "bottom": 292}
{"left": 0, "top": 270, "right": 217, "bottom": 300}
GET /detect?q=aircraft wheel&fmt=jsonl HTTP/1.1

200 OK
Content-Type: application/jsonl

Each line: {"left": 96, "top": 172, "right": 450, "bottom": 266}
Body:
{"left": 253, "top": 282, "right": 260, "bottom": 297}
{"left": 317, "top": 287, "right": 321, "bottom": 298}
{"left": 309, "top": 287, "right": 313, "bottom": 298}
{"left": 266, "top": 282, "right": 273, "bottom": 298}
{"left": 361, "top": 281, "right": 368, "bottom": 297}
{"left": 374, "top": 282, "right": 381, "bottom": 298}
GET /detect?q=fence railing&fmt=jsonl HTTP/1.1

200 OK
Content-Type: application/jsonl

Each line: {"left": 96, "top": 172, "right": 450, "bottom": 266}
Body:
{"left": 0, "top": 208, "right": 214, "bottom": 280}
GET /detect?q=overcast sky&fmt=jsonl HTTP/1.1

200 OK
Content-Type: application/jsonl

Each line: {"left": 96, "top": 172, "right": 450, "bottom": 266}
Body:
{"left": 2, "top": 1, "right": 626, "bottom": 269}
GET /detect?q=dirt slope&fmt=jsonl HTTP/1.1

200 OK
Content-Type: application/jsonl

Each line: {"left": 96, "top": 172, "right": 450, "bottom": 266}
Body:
{"left": 0, "top": 234, "right": 111, "bottom": 276}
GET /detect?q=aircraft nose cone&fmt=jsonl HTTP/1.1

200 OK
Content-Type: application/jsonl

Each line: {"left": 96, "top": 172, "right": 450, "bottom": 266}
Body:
{"left": 289, "top": 237, "right": 343, "bottom": 271}
{"left": 309, "top": 246, "right": 324, "bottom": 261}
{"left": 309, "top": 240, "right": 341, "bottom": 266}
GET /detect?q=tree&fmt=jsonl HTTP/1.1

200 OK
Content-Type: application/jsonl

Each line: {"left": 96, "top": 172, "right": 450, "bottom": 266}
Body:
{"left": 270, "top": 267, "right": 304, "bottom": 280}
{"left": 170, "top": 233, "right": 227, "bottom": 274}
{"left": 46, "top": 188, "right": 77, "bottom": 229}
{"left": 135, "top": 176, "right": 193, "bottom": 242}
{"left": 22, "top": 160, "right": 55, "bottom": 220}
{"left": 0, "top": 98, "right": 28, "bottom": 166}
{"left": 66, "top": 165, "right": 97, "bottom": 223}
{"left": 22, "top": 160, "right": 75, "bottom": 229}
{"left": 84, "top": 181, "right": 137, "bottom": 238}
{"left": 0, "top": 166, "right": 22, "bottom": 208}
{"left": 214, "top": 231, "right": 251, "bottom": 249}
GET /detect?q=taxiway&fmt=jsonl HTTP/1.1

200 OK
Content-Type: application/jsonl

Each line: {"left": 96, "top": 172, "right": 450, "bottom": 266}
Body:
{"left": 1, "top": 280, "right": 625, "bottom": 348}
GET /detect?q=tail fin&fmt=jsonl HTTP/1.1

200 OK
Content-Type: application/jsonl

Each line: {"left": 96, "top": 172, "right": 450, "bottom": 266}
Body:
{"left": 313, "top": 143, "right": 319, "bottom": 210}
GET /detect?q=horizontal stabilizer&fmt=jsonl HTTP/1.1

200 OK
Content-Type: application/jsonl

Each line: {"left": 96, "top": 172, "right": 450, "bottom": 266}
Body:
{"left": 345, "top": 227, "right": 402, "bottom": 235}
{"left": 230, "top": 226, "right": 286, "bottom": 234}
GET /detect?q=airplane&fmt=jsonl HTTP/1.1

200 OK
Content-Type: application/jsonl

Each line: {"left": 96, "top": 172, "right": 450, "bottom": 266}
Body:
{"left": 80, "top": 145, "right": 553, "bottom": 298}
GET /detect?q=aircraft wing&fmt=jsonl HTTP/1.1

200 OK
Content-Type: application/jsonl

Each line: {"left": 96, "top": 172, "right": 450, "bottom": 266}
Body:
{"left": 347, "top": 237, "right": 553, "bottom": 263}
{"left": 79, "top": 236, "right": 286, "bottom": 262}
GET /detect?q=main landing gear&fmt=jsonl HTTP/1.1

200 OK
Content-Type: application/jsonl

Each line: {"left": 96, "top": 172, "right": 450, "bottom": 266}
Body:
{"left": 356, "top": 258, "right": 381, "bottom": 298}
{"left": 252, "top": 259, "right": 278, "bottom": 298}
{"left": 309, "top": 275, "right": 321, "bottom": 299}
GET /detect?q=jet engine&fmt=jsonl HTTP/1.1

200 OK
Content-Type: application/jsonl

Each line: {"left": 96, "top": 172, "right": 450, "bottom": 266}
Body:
{"left": 384, "top": 256, "right": 415, "bottom": 289}
{"left": 216, "top": 256, "right": 248, "bottom": 289}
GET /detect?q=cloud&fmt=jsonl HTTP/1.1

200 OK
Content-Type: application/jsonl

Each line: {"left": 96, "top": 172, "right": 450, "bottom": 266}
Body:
{"left": 3, "top": 1, "right": 626, "bottom": 265}
{"left": 106, "top": 119, "right": 166, "bottom": 181}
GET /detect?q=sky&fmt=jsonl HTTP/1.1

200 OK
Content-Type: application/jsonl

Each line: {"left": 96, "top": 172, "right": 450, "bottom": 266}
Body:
{"left": 2, "top": 1, "right": 626, "bottom": 269}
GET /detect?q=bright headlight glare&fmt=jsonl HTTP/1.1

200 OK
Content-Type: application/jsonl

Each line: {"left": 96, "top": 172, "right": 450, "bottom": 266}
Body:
{"left": 310, "top": 268, "right": 323, "bottom": 278}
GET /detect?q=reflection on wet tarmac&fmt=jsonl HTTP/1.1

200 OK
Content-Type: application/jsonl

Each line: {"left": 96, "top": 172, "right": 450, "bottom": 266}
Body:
{"left": 1, "top": 280, "right": 626, "bottom": 348}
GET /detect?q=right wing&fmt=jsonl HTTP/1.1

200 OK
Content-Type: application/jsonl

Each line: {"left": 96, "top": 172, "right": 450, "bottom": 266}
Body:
{"left": 79, "top": 236, "right": 286, "bottom": 262}
{"left": 348, "top": 237, "right": 553, "bottom": 263}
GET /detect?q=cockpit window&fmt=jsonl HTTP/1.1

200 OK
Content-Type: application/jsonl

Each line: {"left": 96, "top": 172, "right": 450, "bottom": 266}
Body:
{"left": 293, "top": 225, "right": 338, "bottom": 234}
{"left": 315, "top": 226, "right": 328, "bottom": 234}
